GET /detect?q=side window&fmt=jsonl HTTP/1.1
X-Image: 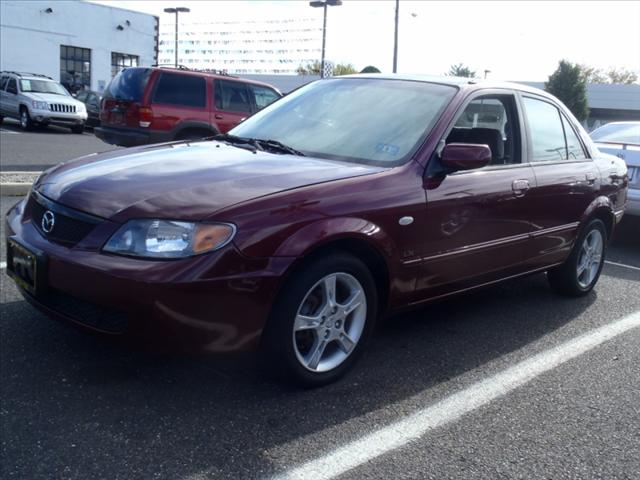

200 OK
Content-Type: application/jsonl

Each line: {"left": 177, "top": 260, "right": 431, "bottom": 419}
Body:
{"left": 251, "top": 85, "right": 280, "bottom": 110}
{"left": 214, "top": 79, "right": 252, "bottom": 113}
{"left": 522, "top": 97, "right": 568, "bottom": 162}
{"left": 7, "top": 78, "right": 18, "bottom": 94}
{"left": 561, "top": 115, "right": 587, "bottom": 160}
{"left": 446, "top": 94, "right": 521, "bottom": 165}
{"left": 152, "top": 72, "right": 206, "bottom": 108}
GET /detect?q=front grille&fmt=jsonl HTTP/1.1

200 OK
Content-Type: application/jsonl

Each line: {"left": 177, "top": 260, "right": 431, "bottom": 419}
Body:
{"left": 29, "top": 192, "right": 102, "bottom": 247}
{"left": 28, "top": 289, "right": 128, "bottom": 334}
{"left": 49, "top": 103, "right": 76, "bottom": 113}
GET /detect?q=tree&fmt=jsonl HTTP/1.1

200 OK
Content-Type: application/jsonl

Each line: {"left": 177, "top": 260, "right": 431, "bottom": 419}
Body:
{"left": 578, "top": 64, "right": 638, "bottom": 84}
{"left": 333, "top": 63, "right": 358, "bottom": 76}
{"left": 296, "top": 61, "right": 322, "bottom": 76}
{"left": 606, "top": 67, "right": 639, "bottom": 84}
{"left": 545, "top": 60, "right": 589, "bottom": 122}
{"left": 360, "top": 65, "right": 381, "bottom": 73}
{"left": 446, "top": 63, "right": 476, "bottom": 78}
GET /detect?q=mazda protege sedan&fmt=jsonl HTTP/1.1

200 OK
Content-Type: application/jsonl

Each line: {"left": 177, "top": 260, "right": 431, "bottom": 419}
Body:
{"left": 5, "top": 75, "right": 629, "bottom": 386}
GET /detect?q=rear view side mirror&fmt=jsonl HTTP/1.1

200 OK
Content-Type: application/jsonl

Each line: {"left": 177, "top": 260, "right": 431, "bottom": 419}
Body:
{"left": 440, "top": 143, "right": 491, "bottom": 171}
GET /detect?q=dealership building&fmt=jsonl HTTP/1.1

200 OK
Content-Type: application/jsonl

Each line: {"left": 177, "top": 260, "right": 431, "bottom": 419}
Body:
{"left": 0, "top": 0, "right": 158, "bottom": 93}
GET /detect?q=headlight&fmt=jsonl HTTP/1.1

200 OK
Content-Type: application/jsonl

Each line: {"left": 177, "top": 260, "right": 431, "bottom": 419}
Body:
{"left": 76, "top": 103, "right": 86, "bottom": 113}
{"left": 31, "top": 101, "right": 48, "bottom": 110}
{"left": 103, "top": 220, "right": 235, "bottom": 259}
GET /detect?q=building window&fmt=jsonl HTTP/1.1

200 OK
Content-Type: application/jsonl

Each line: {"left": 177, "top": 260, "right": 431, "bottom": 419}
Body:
{"left": 60, "top": 45, "right": 91, "bottom": 94}
{"left": 111, "top": 52, "right": 139, "bottom": 77}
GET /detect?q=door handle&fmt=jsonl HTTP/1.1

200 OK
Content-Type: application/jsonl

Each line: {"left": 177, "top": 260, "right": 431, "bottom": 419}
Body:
{"left": 512, "top": 179, "right": 530, "bottom": 196}
{"left": 214, "top": 114, "right": 223, "bottom": 120}
{"left": 585, "top": 172, "right": 597, "bottom": 184}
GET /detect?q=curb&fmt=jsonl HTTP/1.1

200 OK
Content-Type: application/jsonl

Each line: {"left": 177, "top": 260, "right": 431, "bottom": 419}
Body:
{"left": 1, "top": 182, "right": 32, "bottom": 196}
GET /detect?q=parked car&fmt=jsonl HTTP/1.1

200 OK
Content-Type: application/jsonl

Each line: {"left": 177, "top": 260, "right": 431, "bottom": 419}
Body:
{"left": 5, "top": 75, "right": 628, "bottom": 386}
{"left": 74, "top": 90, "right": 102, "bottom": 128}
{"left": 590, "top": 121, "right": 640, "bottom": 216}
{"left": 0, "top": 71, "right": 87, "bottom": 133}
{"left": 95, "top": 66, "right": 282, "bottom": 146}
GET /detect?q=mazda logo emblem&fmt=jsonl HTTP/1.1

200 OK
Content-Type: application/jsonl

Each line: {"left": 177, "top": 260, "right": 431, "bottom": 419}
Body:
{"left": 41, "top": 210, "right": 55, "bottom": 234}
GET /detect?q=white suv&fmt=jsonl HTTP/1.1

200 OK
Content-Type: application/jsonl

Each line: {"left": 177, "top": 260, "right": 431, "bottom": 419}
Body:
{"left": 0, "top": 71, "right": 87, "bottom": 133}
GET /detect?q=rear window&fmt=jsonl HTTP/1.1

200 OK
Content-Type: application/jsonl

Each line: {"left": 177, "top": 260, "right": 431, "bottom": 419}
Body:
{"left": 104, "top": 67, "right": 151, "bottom": 102}
{"left": 152, "top": 72, "right": 206, "bottom": 108}
{"left": 591, "top": 123, "right": 640, "bottom": 146}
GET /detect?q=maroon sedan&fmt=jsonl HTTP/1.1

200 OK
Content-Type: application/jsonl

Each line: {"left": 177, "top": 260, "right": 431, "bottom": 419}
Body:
{"left": 5, "top": 75, "right": 628, "bottom": 386}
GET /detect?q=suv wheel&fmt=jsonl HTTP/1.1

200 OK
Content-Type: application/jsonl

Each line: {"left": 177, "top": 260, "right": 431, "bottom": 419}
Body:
{"left": 547, "top": 218, "right": 607, "bottom": 296}
{"left": 71, "top": 124, "right": 85, "bottom": 134}
{"left": 262, "top": 252, "right": 377, "bottom": 387}
{"left": 19, "top": 107, "right": 34, "bottom": 131}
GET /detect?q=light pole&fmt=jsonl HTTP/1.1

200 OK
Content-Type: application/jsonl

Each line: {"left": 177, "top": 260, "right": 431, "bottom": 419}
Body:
{"left": 309, "top": 0, "right": 342, "bottom": 78}
{"left": 393, "top": 0, "right": 399, "bottom": 73}
{"left": 164, "top": 7, "right": 190, "bottom": 67}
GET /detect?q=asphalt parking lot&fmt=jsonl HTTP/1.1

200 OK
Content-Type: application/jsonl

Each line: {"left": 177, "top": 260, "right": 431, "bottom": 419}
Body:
{"left": 0, "top": 130, "right": 639, "bottom": 479}
{"left": 0, "top": 119, "right": 119, "bottom": 171}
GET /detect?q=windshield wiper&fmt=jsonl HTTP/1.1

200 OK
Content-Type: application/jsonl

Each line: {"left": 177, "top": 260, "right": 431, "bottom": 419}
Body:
{"left": 252, "top": 139, "right": 306, "bottom": 156}
{"left": 211, "top": 133, "right": 259, "bottom": 153}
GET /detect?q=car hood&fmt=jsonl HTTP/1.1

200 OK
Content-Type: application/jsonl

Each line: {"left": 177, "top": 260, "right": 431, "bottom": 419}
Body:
{"left": 36, "top": 141, "right": 385, "bottom": 221}
{"left": 26, "top": 92, "right": 79, "bottom": 104}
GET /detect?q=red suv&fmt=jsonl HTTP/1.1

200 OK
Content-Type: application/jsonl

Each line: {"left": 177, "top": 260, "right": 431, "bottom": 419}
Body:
{"left": 95, "top": 67, "right": 281, "bottom": 147}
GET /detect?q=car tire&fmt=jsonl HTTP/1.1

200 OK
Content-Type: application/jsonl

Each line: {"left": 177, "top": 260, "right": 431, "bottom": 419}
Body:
{"left": 0, "top": 116, "right": 4, "bottom": 125}
{"left": 19, "top": 107, "right": 33, "bottom": 131}
{"left": 262, "top": 252, "right": 378, "bottom": 387}
{"left": 71, "top": 124, "right": 85, "bottom": 134}
{"left": 547, "top": 218, "right": 607, "bottom": 297}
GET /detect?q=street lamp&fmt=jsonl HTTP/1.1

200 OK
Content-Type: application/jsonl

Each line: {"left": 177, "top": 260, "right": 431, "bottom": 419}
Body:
{"left": 393, "top": 0, "right": 399, "bottom": 73}
{"left": 164, "top": 7, "right": 190, "bottom": 67}
{"left": 309, "top": 0, "right": 342, "bottom": 78}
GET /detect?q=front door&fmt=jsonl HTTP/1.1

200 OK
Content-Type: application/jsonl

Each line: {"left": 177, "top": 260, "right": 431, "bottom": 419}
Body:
{"left": 416, "top": 91, "right": 537, "bottom": 297}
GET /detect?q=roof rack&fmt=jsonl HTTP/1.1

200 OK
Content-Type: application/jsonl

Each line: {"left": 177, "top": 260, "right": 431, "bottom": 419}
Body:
{"left": 0, "top": 71, "right": 53, "bottom": 80}
{"left": 150, "top": 64, "right": 237, "bottom": 78}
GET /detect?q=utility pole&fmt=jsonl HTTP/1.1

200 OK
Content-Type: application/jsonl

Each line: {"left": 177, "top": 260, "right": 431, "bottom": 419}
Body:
{"left": 393, "top": 0, "right": 399, "bottom": 73}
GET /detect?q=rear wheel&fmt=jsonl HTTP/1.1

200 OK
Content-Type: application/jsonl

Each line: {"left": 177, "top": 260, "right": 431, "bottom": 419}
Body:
{"left": 547, "top": 219, "right": 606, "bottom": 296}
{"left": 262, "top": 253, "right": 378, "bottom": 387}
{"left": 175, "top": 129, "right": 214, "bottom": 141}
{"left": 19, "top": 107, "right": 33, "bottom": 131}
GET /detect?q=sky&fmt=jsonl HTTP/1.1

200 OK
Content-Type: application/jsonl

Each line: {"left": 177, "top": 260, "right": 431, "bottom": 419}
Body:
{"left": 90, "top": 0, "right": 640, "bottom": 81}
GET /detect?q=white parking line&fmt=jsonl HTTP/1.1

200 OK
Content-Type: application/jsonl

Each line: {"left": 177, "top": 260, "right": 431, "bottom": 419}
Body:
{"left": 274, "top": 311, "right": 640, "bottom": 480}
{"left": 605, "top": 260, "right": 640, "bottom": 272}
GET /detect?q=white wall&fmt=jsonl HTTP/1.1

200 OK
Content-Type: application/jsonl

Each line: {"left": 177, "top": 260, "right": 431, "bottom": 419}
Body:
{"left": 0, "top": 0, "right": 157, "bottom": 92}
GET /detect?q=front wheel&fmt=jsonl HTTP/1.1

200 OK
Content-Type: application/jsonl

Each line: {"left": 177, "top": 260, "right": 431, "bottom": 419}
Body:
{"left": 547, "top": 218, "right": 606, "bottom": 296}
{"left": 71, "top": 124, "right": 85, "bottom": 134}
{"left": 262, "top": 253, "right": 378, "bottom": 387}
{"left": 19, "top": 108, "right": 33, "bottom": 131}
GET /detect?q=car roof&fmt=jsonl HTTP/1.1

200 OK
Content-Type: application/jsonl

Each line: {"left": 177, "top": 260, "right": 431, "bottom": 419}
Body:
{"left": 338, "top": 73, "right": 556, "bottom": 98}
{"left": 145, "top": 66, "right": 281, "bottom": 91}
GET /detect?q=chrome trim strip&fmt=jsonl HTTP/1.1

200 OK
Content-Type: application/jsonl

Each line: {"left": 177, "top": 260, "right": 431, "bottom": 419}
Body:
{"left": 403, "top": 222, "right": 580, "bottom": 266}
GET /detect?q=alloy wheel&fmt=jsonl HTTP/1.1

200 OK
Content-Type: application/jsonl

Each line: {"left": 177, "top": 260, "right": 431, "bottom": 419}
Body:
{"left": 576, "top": 229, "right": 603, "bottom": 289}
{"left": 292, "top": 272, "right": 367, "bottom": 373}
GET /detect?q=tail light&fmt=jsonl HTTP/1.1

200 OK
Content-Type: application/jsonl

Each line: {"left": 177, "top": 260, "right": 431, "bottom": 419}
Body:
{"left": 138, "top": 106, "right": 153, "bottom": 128}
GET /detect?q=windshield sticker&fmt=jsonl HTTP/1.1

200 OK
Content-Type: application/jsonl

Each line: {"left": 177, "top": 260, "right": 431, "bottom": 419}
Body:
{"left": 375, "top": 143, "right": 400, "bottom": 156}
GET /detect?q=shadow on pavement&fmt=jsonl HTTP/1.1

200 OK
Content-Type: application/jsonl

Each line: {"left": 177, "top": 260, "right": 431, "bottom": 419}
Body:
{"left": 1, "top": 272, "right": 610, "bottom": 479}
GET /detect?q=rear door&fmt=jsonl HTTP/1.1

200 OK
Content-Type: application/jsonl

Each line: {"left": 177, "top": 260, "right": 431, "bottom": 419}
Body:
{"left": 417, "top": 90, "right": 538, "bottom": 296}
{"left": 212, "top": 79, "right": 253, "bottom": 133}
{"left": 101, "top": 68, "right": 152, "bottom": 128}
{"left": 520, "top": 94, "right": 598, "bottom": 267}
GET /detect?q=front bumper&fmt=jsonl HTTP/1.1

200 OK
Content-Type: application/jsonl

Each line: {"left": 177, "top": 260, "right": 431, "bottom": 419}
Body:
{"left": 5, "top": 198, "right": 293, "bottom": 353}
{"left": 30, "top": 109, "right": 87, "bottom": 126}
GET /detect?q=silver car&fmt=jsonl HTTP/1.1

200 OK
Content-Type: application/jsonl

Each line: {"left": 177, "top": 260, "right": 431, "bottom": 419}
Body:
{"left": 591, "top": 122, "right": 640, "bottom": 216}
{"left": 0, "top": 71, "right": 87, "bottom": 133}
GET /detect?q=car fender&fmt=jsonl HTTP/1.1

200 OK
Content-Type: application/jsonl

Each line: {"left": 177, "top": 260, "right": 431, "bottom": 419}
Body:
{"left": 271, "top": 216, "right": 397, "bottom": 260}
{"left": 579, "top": 195, "right": 615, "bottom": 236}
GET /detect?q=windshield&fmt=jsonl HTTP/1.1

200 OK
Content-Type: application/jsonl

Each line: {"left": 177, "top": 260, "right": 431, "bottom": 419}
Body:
{"left": 19, "top": 79, "right": 69, "bottom": 96}
{"left": 231, "top": 78, "right": 457, "bottom": 165}
{"left": 591, "top": 123, "right": 640, "bottom": 146}
{"left": 104, "top": 67, "right": 151, "bottom": 102}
